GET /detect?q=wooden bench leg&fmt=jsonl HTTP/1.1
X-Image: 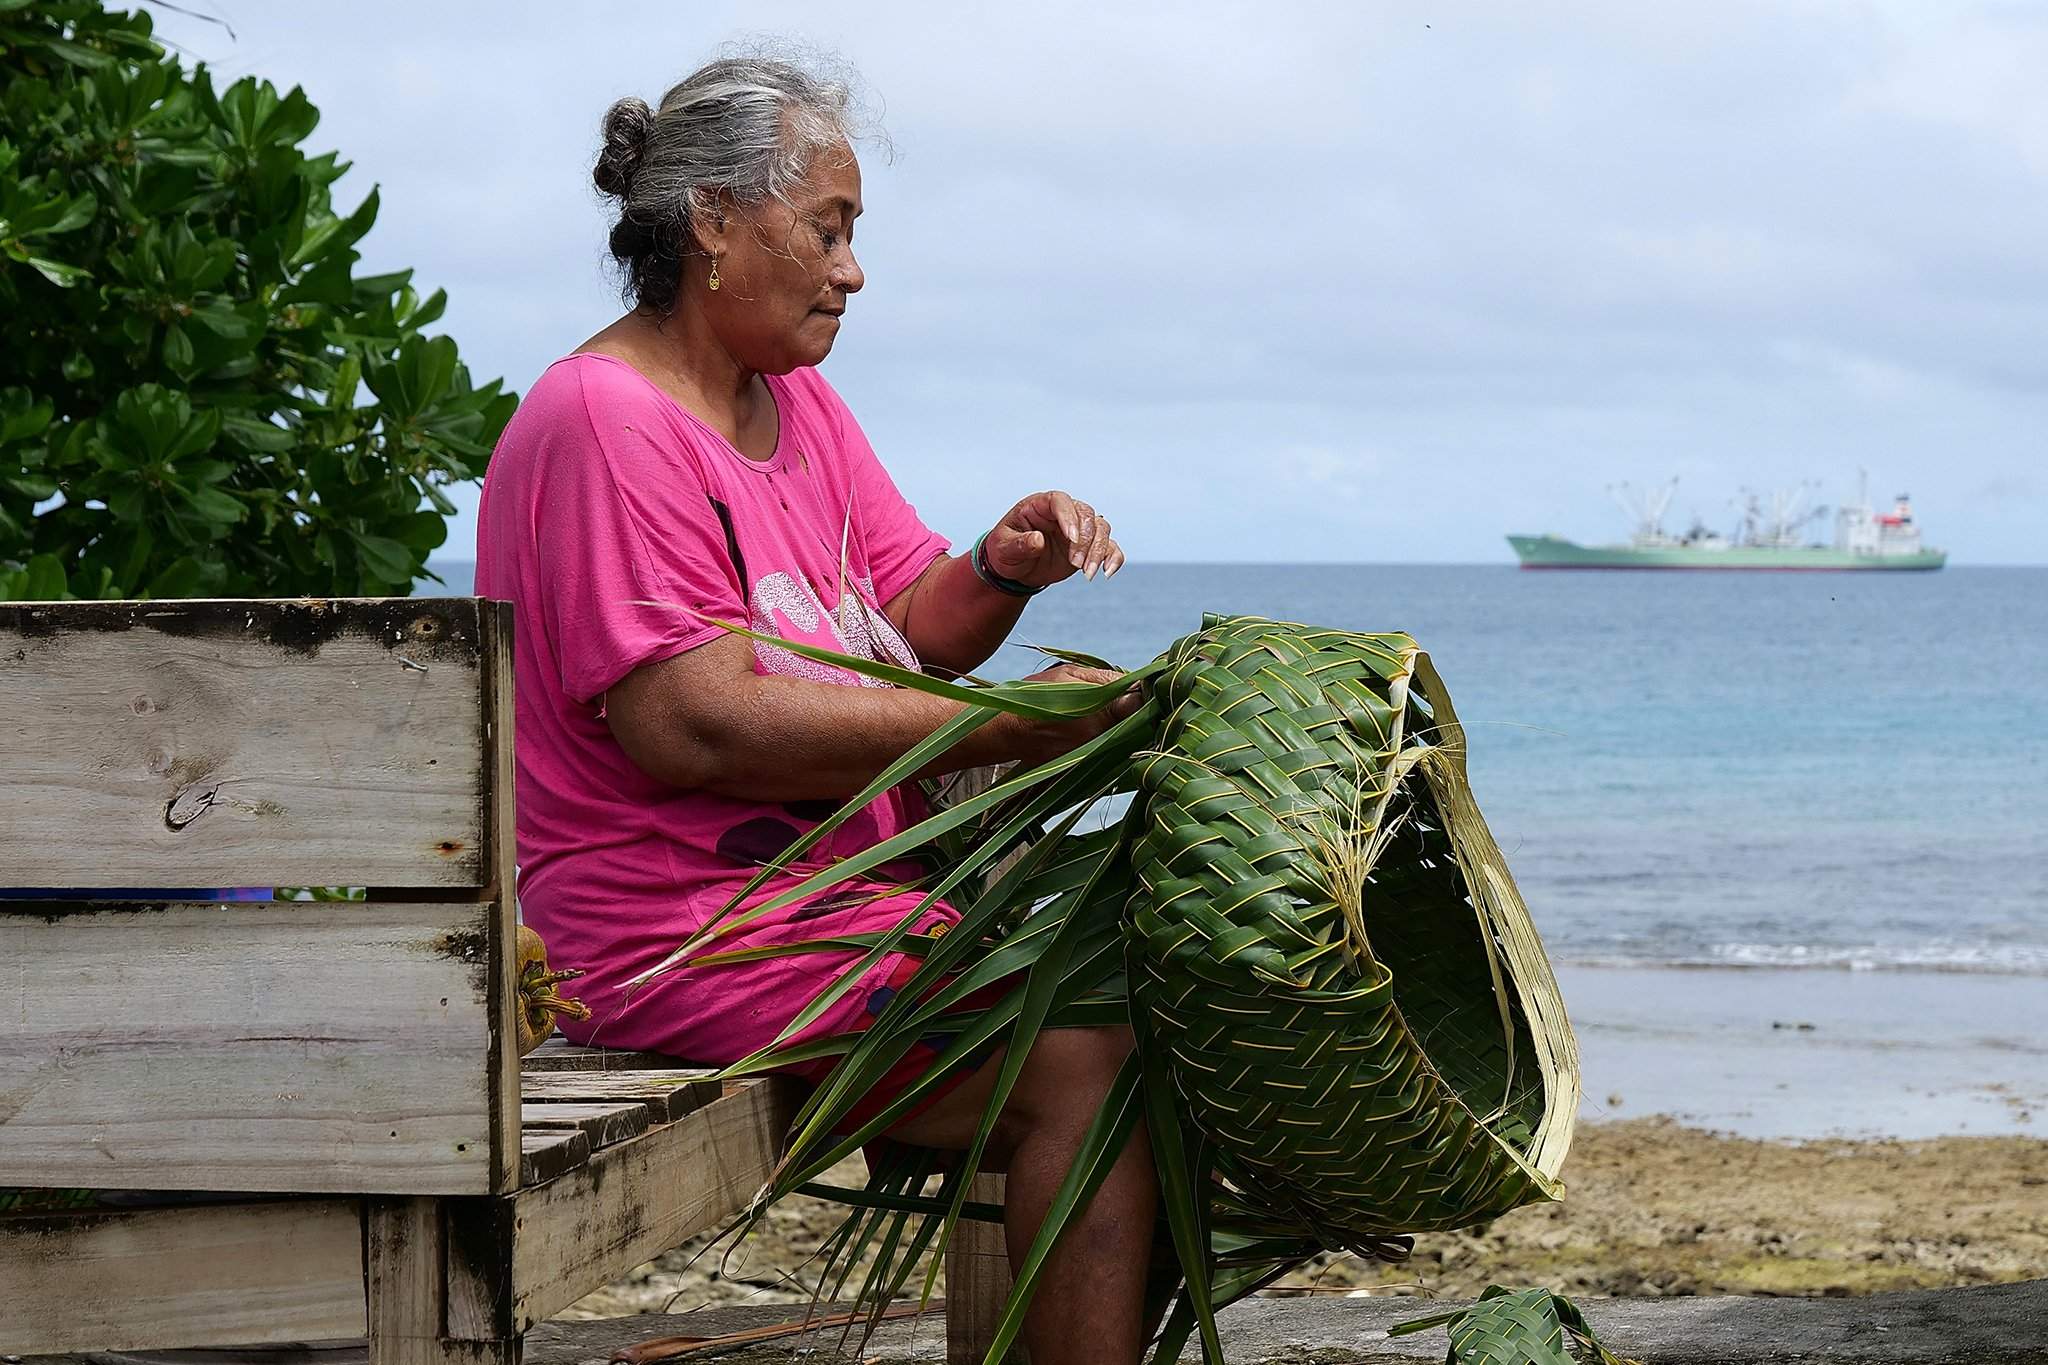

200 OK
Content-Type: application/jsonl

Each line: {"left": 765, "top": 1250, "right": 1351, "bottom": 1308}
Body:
{"left": 946, "top": 1172, "right": 1021, "bottom": 1365}
{"left": 367, "top": 1198, "right": 520, "bottom": 1365}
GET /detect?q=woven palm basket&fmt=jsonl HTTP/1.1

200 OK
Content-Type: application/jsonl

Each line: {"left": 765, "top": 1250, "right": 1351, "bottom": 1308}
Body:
{"left": 1126, "top": 614, "right": 1580, "bottom": 1247}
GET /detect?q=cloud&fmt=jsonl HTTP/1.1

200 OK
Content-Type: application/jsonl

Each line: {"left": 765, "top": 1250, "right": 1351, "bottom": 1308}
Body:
{"left": 148, "top": 0, "right": 2048, "bottom": 562}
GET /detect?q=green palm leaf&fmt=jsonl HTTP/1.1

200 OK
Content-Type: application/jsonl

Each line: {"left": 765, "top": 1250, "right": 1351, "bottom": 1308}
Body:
{"left": 669, "top": 613, "right": 1580, "bottom": 1365}
{"left": 1390, "top": 1285, "right": 1639, "bottom": 1365}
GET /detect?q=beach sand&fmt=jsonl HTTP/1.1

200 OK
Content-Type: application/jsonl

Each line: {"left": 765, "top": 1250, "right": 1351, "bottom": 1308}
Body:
{"left": 556, "top": 1118, "right": 2048, "bottom": 1321}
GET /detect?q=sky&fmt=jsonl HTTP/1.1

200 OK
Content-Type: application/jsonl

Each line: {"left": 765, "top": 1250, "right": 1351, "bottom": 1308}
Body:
{"left": 147, "top": 1, "right": 2048, "bottom": 564}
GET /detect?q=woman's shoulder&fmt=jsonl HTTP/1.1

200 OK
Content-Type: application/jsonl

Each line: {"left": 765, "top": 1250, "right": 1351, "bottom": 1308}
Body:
{"left": 503, "top": 353, "right": 722, "bottom": 472}
{"left": 518, "top": 352, "right": 680, "bottom": 430}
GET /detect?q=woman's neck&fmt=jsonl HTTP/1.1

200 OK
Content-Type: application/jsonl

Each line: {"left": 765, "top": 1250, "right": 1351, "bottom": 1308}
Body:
{"left": 581, "top": 308, "right": 774, "bottom": 458}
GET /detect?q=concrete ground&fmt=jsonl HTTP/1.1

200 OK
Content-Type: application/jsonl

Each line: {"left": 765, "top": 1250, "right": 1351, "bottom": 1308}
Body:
{"left": 524, "top": 1279, "right": 2048, "bottom": 1364}
{"left": 41, "top": 1280, "right": 2048, "bottom": 1365}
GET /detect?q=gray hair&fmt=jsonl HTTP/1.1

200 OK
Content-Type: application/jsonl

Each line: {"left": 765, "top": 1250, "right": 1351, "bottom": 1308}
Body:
{"left": 594, "top": 51, "right": 870, "bottom": 314}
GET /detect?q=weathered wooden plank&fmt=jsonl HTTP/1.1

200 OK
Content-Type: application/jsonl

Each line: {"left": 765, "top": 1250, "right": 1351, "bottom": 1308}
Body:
{"left": 0, "top": 1198, "right": 364, "bottom": 1352}
{"left": 947, "top": 1173, "right": 1019, "bottom": 1365}
{"left": 518, "top": 1039, "right": 685, "bottom": 1072}
{"left": 519, "top": 1128, "right": 591, "bottom": 1186}
{"left": 518, "top": 1069, "right": 721, "bottom": 1122}
{"left": 447, "top": 1078, "right": 801, "bottom": 1338}
{"left": 518, "top": 1101, "right": 649, "bottom": 1150}
{"left": 368, "top": 1196, "right": 517, "bottom": 1365}
{"left": 0, "top": 598, "right": 490, "bottom": 888}
{"left": 0, "top": 900, "right": 497, "bottom": 1194}
{"left": 479, "top": 602, "right": 522, "bottom": 1199}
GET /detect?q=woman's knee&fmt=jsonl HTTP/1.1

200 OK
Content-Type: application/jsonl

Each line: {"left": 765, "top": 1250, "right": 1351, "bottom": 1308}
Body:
{"left": 1001, "top": 1025, "right": 1136, "bottom": 1137}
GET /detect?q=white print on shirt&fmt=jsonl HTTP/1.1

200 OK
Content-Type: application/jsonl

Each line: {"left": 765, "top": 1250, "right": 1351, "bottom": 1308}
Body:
{"left": 749, "top": 570, "right": 920, "bottom": 686}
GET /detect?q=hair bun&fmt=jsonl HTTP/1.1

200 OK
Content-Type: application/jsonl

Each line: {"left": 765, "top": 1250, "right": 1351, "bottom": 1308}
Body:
{"left": 593, "top": 96, "right": 654, "bottom": 198}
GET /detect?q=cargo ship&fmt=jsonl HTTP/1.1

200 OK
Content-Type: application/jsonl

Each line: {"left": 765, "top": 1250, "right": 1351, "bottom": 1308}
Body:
{"left": 1508, "top": 476, "right": 1945, "bottom": 571}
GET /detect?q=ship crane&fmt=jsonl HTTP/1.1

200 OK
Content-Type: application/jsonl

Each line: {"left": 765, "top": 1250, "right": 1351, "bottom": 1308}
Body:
{"left": 1608, "top": 477, "right": 1680, "bottom": 548}
{"left": 1734, "top": 482, "right": 1828, "bottom": 549}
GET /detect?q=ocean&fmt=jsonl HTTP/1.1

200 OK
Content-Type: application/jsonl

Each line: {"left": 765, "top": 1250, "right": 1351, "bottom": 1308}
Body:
{"left": 428, "top": 561, "right": 2048, "bottom": 1139}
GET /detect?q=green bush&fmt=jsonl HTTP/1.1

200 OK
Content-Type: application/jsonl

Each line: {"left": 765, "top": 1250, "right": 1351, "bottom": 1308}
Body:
{"left": 0, "top": 1, "right": 514, "bottom": 600}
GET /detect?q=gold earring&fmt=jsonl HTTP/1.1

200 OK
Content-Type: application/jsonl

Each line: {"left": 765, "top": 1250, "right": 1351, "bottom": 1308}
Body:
{"left": 707, "top": 258, "right": 721, "bottom": 292}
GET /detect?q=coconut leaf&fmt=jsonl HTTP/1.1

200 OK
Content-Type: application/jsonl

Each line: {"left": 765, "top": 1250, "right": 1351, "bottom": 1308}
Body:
{"left": 674, "top": 614, "right": 1580, "bottom": 1365}
{"left": 1389, "top": 1285, "right": 1639, "bottom": 1365}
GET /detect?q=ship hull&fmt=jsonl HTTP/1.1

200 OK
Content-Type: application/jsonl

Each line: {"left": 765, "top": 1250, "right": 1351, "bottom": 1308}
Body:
{"left": 1507, "top": 535, "right": 1946, "bottom": 571}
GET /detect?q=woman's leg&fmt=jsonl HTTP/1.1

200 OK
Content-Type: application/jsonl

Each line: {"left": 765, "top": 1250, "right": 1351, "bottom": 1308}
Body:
{"left": 887, "top": 1026, "right": 1155, "bottom": 1365}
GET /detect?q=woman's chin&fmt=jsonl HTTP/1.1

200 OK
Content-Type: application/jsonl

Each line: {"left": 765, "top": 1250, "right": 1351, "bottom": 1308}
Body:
{"left": 792, "top": 335, "right": 837, "bottom": 367}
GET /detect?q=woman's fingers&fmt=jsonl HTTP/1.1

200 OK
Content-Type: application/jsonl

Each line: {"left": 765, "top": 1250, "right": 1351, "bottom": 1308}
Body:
{"left": 1012, "top": 491, "right": 1081, "bottom": 545}
{"left": 1070, "top": 500, "right": 1097, "bottom": 571}
{"left": 1012, "top": 663, "right": 1146, "bottom": 762}
{"left": 997, "top": 491, "right": 1124, "bottom": 582}
{"left": 1082, "top": 517, "right": 1114, "bottom": 578}
{"left": 1053, "top": 665, "right": 1142, "bottom": 718}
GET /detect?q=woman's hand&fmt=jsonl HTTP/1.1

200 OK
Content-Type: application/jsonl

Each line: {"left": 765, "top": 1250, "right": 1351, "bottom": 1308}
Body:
{"left": 991, "top": 664, "right": 1145, "bottom": 767}
{"left": 984, "top": 491, "right": 1125, "bottom": 587}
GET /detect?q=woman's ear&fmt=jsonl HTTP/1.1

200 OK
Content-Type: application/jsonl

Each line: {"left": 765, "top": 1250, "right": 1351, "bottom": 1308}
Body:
{"left": 689, "top": 190, "right": 735, "bottom": 259}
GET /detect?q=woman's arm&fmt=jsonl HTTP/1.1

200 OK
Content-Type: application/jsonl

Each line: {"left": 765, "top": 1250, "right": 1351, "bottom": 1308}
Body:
{"left": 886, "top": 490, "right": 1125, "bottom": 677}
{"left": 604, "top": 633, "right": 1136, "bottom": 801}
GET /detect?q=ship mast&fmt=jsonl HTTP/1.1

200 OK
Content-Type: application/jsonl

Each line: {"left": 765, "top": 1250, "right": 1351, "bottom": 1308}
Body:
{"left": 1609, "top": 477, "right": 1679, "bottom": 547}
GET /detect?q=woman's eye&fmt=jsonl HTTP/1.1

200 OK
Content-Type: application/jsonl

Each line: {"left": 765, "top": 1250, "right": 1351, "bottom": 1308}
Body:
{"left": 819, "top": 229, "right": 840, "bottom": 249}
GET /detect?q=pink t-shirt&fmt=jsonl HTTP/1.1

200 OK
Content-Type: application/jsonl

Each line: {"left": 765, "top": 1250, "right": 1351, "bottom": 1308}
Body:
{"left": 475, "top": 353, "right": 953, "bottom": 1060}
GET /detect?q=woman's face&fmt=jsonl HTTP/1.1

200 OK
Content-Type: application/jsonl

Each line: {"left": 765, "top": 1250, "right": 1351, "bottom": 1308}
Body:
{"left": 702, "top": 140, "right": 865, "bottom": 374}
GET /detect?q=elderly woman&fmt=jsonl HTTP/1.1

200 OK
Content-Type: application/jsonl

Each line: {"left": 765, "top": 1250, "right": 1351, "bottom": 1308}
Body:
{"left": 475, "top": 57, "right": 1152, "bottom": 1365}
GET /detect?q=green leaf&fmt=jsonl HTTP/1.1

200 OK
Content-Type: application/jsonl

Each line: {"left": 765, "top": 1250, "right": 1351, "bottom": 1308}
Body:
{"left": 22, "top": 553, "right": 68, "bottom": 601}
{"left": 37, "top": 36, "right": 118, "bottom": 69}
{"left": 220, "top": 414, "right": 297, "bottom": 452}
{"left": 1144, "top": 1043, "right": 1223, "bottom": 1364}
{"left": 187, "top": 300, "right": 260, "bottom": 341}
{"left": 348, "top": 529, "right": 415, "bottom": 585}
{"left": 1390, "top": 1286, "right": 1635, "bottom": 1365}
{"left": 673, "top": 611, "right": 1160, "bottom": 721}
{"left": 259, "top": 85, "right": 321, "bottom": 148}
{"left": 183, "top": 484, "right": 245, "bottom": 527}
{"left": 364, "top": 332, "right": 456, "bottom": 418}
{"left": 0, "top": 389, "right": 53, "bottom": 444}
{"left": 43, "top": 191, "right": 98, "bottom": 237}
{"left": 108, "top": 485, "right": 146, "bottom": 523}
{"left": 353, "top": 269, "right": 413, "bottom": 299}
{"left": 161, "top": 322, "right": 195, "bottom": 372}
{"left": 23, "top": 254, "right": 90, "bottom": 287}
{"left": 391, "top": 508, "right": 448, "bottom": 554}
{"left": 290, "top": 184, "right": 378, "bottom": 268}
{"left": 403, "top": 286, "right": 447, "bottom": 328}
{"left": 2, "top": 474, "right": 56, "bottom": 500}
{"left": 143, "top": 555, "right": 204, "bottom": 599}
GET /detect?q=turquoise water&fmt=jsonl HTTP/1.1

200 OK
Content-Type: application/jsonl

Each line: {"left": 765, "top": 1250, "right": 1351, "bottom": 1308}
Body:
{"left": 430, "top": 560, "right": 2048, "bottom": 1135}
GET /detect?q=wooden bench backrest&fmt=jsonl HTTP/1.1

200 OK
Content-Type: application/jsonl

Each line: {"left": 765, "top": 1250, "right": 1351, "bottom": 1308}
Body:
{"left": 0, "top": 598, "right": 521, "bottom": 1197}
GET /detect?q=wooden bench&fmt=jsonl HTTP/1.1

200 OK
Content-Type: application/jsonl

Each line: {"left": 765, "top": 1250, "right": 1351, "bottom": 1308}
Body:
{"left": 0, "top": 598, "right": 1008, "bottom": 1363}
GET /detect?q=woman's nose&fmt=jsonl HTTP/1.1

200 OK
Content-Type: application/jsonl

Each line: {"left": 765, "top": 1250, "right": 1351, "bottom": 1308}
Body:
{"left": 834, "top": 249, "right": 864, "bottom": 294}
